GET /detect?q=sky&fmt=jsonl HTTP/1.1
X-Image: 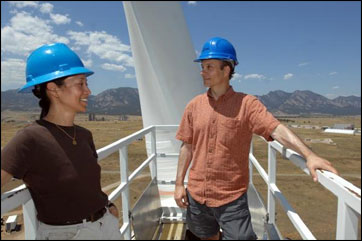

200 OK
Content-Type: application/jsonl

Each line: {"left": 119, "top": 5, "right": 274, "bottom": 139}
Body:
{"left": 1, "top": 1, "right": 361, "bottom": 99}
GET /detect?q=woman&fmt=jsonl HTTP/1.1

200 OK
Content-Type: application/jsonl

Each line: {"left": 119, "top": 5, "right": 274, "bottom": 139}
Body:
{"left": 1, "top": 43, "right": 122, "bottom": 239}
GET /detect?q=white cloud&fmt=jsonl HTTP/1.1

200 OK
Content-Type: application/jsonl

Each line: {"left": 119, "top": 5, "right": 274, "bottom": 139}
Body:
{"left": 68, "top": 30, "right": 133, "bottom": 67}
{"left": 8, "top": 1, "right": 38, "bottom": 9}
{"left": 81, "top": 58, "right": 93, "bottom": 68}
{"left": 244, "top": 74, "right": 266, "bottom": 80}
{"left": 1, "top": 58, "right": 26, "bottom": 88}
{"left": 188, "top": 1, "right": 197, "bottom": 5}
{"left": 1, "top": 11, "right": 69, "bottom": 56}
{"left": 329, "top": 71, "right": 337, "bottom": 76}
{"left": 332, "top": 86, "right": 339, "bottom": 89}
{"left": 39, "top": 3, "right": 70, "bottom": 25}
{"left": 50, "top": 13, "right": 71, "bottom": 25}
{"left": 298, "top": 62, "right": 309, "bottom": 67}
{"left": 231, "top": 73, "right": 243, "bottom": 82}
{"left": 40, "top": 3, "right": 54, "bottom": 14}
{"left": 125, "top": 74, "right": 135, "bottom": 79}
{"left": 66, "top": 31, "right": 91, "bottom": 45}
{"left": 76, "top": 21, "right": 84, "bottom": 27}
{"left": 101, "top": 63, "right": 126, "bottom": 72}
{"left": 283, "top": 73, "right": 293, "bottom": 80}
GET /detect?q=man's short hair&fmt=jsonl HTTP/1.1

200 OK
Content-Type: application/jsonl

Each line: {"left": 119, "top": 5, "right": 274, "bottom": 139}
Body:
{"left": 220, "top": 60, "right": 235, "bottom": 80}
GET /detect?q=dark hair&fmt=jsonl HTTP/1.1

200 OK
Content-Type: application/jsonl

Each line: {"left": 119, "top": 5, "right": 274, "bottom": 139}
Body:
{"left": 32, "top": 78, "right": 65, "bottom": 119}
{"left": 220, "top": 61, "right": 235, "bottom": 80}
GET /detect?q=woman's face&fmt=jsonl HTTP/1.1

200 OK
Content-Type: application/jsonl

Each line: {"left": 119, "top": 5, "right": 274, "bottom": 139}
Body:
{"left": 54, "top": 74, "right": 91, "bottom": 113}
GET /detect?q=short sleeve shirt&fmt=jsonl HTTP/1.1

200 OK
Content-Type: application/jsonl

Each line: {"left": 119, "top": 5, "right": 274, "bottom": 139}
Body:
{"left": 1, "top": 119, "right": 108, "bottom": 223}
{"left": 176, "top": 87, "right": 280, "bottom": 207}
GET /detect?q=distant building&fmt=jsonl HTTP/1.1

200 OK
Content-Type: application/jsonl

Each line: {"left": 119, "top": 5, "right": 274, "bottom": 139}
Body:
{"left": 304, "top": 138, "right": 335, "bottom": 145}
{"left": 324, "top": 129, "right": 356, "bottom": 135}
{"left": 331, "top": 124, "right": 354, "bottom": 130}
{"left": 119, "top": 115, "right": 128, "bottom": 121}
{"left": 89, "top": 113, "right": 96, "bottom": 121}
{"left": 5, "top": 215, "right": 17, "bottom": 233}
{"left": 324, "top": 123, "right": 357, "bottom": 134}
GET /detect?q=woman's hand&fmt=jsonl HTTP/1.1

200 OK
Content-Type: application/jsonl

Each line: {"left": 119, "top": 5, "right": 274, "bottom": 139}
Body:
{"left": 107, "top": 203, "right": 119, "bottom": 218}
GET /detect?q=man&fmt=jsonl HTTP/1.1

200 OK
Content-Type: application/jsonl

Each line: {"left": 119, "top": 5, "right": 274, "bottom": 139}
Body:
{"left": 174, "top": 37, "right": 338, "bottom": 240}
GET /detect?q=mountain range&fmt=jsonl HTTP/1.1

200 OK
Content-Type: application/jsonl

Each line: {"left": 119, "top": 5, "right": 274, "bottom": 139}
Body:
{"left": 256, "top": 90, "right": 361, "bottom": 116}
{"left": 1, "top": 87, "right": 360, "bottom": 116}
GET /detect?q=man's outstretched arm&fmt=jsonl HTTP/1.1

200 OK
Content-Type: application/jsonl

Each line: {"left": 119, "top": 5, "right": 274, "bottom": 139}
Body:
{"left": 271, "top": 124, "right": 338, "bottom": 182}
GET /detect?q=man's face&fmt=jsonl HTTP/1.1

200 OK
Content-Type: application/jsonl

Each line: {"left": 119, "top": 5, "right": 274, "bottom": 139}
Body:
{"left": 200, "top": 59, "right": 229, "bottom": 88}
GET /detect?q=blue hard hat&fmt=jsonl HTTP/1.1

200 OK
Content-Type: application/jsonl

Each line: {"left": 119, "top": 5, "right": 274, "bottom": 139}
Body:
{"left": 19, "top": 43, "right": 94, "bottom": 93}
{"left": 194, "top": 37, "right": 238, "bottom": 66}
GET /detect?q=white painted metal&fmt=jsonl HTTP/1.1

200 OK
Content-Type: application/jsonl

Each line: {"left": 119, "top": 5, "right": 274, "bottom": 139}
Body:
{"left": 266, "top": 139, "right": 361, "bottom": 240}
{"left": 123, "top": 1, "right": 204, "bottom": 156}
{"left": 336, "top": 197, "right": 360, "bottom": 239}
{"left": 108, "top": 182, "right": 127, "bottom": 202}
{"left": 120, "top": 146, "right": 131, "bottom": 240}
{"left": 105, "top": 127, "right": 159, "bottom": 239}
{"left": 265, "top": 138, "right": 310, "bottom": 175}
{"left": 1, "top": 184, "right": 31, "bottom": 215}
{"left": 249, "top": 138, "right": 361, "bottom": 240}
{"left": 315, "top": 170, "right": 360, "bottom": 214}
{"left": 128, "top": 154, "right": 156, "bottom": 183}
{"left": 269, "top": 138, "right": 361, "bottom": 240}
{"left": 97, "top": 126, "right": 154, "bottom": 160}
{"left": 267, "top": 144, "right": 277, "bottom": 225}
{"left": 249, "top": 143, "right": 254, "bottom": 185}
{"left": 250, "top": 148, "right": 316, "bottom": 239}
{"left": 150, "top": 128, "right": 157, "bottom": 179}
{"left": 23, "top": 199, "right": 37, "bottom": 240}
{"left": 269, "top": 183, "right": 316, "bottom": 239}
{"left": 152, "top": 125, "right": 189, "bottom": 183}
{"left": 249, "top": 153, "right": 269, "bottom": 184}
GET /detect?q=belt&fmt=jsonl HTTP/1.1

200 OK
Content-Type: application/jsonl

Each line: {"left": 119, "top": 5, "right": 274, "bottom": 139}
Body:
{"left": 43, "top": 207, "right": 107, "bottom": 226}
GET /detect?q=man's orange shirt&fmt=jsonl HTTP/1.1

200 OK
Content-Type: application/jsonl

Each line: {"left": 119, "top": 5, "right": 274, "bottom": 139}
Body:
{"left": 176, "top": 87, "right": 280, "bottom": 207}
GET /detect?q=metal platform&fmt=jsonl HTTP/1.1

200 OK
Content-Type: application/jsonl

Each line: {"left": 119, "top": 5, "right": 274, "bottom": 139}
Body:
{"left": 131, "top": 171, "right": 281, "bottom": 240}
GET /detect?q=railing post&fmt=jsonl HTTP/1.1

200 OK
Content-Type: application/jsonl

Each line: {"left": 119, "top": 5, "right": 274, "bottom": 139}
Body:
{"left": 150, "top": 126, "right": 157, "bottom": 180}
{"left": 249, "top": 139, "right": 254, "bottom": 185}
{"left": 268, "top": 143, "right": 277, "bottom": 224}
{"left": 23, "top": 199, "right": 37, "bottom": 239}
{"left": 336, "top": 198, "right": 359, "bottom": 239}
{"left": 120, "top": 146, "right": 131, "bottom": 240}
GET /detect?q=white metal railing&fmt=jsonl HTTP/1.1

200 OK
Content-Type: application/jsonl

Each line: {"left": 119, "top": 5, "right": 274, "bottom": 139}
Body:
{"left": 2, "top": 125, "right": 361, "bottom": 240}
{"left": 98, "top": 125, "right": 158, "bottom": 239}
{"left": 249, "top": 137, "right": 361, "bottom": 240}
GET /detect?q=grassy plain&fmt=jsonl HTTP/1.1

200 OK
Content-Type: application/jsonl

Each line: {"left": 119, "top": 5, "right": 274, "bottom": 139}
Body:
{"left": 1, "top": 111, "right": 361, "bottom": 240}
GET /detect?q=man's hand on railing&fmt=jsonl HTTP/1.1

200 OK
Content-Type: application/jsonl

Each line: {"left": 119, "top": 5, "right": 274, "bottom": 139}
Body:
{"left": 271, "top": 124, "right": 339, "bottom": 182}
{"left": 306, "top": 153, "right": 339, "bottom": 182}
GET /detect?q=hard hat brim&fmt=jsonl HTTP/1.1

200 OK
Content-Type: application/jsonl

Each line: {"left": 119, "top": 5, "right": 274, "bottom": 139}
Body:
{"left": 194, "top": 57, "right": 238, "bottom": 66}
{"left": 194, "top": 52, "right": 238, "bottom": 65}
{"left": 18, "top": 67, "right": 94, "bottom": 93}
